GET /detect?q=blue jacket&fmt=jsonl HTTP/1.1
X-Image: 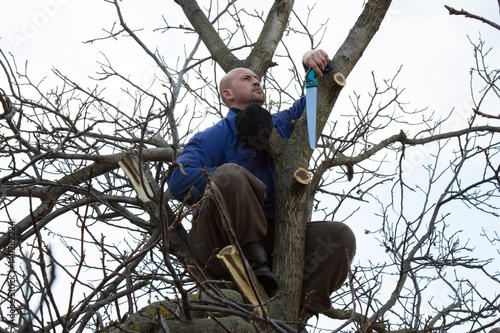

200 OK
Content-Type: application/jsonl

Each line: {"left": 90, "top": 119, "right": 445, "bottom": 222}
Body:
{"left": 167, "top": 96, "right": 306, "bottom": 218}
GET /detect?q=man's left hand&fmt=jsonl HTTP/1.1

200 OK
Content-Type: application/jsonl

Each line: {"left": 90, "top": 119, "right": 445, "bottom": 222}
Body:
{"left": 302, "top": 49, "right": 330, "bottom": 77}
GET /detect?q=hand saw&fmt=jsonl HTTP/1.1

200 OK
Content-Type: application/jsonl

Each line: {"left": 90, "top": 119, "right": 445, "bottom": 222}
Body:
{"left": 305, "top": 60, "right": 333, "bottom": 149}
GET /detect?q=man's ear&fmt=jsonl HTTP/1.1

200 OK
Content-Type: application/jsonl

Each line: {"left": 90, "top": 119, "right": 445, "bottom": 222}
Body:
{"left": 222, "top": 89, "right": 233, "bottom": 102}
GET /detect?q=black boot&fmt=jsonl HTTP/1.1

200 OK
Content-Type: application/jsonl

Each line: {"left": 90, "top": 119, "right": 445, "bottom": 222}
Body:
{"left": 242, "top": 241, "right": 278, "bottom": 296}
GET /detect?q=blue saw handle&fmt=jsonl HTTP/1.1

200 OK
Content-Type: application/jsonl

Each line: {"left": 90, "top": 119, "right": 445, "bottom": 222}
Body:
{"left": 305, "top": 68, "right": 317, "bottom": 88}
{"left": 305, "top": 60, "right": 333, "bottom": 87}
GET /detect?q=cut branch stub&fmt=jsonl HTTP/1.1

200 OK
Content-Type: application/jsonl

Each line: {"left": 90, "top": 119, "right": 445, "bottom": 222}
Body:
{"left": 293, "top": 167, "right": 311, "bottom": 185}
{"left": 217, "top": 245, "right": 268, "bottom": 316}
{"left": 333, "top": 72, "right": 346, "bottom": 87}
{"left": 118, "top": 153, "right": 154, "bottom": 203}
{"left": 291, "top": 167, "right": 311, "bottom": 195}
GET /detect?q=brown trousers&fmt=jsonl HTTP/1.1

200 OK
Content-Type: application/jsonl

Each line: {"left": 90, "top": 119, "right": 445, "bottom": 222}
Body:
{"left": 188, "top": 163, "right": 356, "bottom": 313}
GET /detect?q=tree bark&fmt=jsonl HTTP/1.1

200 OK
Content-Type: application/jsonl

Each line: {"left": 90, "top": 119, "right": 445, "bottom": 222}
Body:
{"left": 270, "top": 0, "right": 393, "bottom": 321}
{"left": 174, "top": 0, "right": 242, "bottom": 71}
{"left": 246, "top": 0, "right": 295, "bottom": 76}
{"left": 175, "top": 0, "right": 294, "bottom": 76}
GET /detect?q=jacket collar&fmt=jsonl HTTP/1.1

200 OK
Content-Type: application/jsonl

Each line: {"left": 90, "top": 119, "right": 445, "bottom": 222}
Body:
{"left": 227, "top": 107, "right": 242, "bottom": 135}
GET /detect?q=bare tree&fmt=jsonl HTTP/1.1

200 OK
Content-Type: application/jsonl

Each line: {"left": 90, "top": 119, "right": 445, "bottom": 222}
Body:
{"left": 0, "top": 1, "right": 499, "bottom": 332}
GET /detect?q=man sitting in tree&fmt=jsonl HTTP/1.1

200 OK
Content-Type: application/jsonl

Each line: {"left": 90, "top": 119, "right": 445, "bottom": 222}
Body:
{"left": 167, "top": 49, "right": 356, "bottom": 316}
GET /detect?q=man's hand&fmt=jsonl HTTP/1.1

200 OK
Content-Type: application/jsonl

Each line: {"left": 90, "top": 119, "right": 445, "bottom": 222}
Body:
{"left": 302, "top": 49, "right": 330, "bottom": 77}
{"left": 235, "top": 103, "right": 273, "bottom": 150}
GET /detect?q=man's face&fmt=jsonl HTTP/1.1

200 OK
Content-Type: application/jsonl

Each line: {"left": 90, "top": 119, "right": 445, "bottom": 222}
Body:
{"left": 222, "top": 68, "right": 265, "bottom": 109}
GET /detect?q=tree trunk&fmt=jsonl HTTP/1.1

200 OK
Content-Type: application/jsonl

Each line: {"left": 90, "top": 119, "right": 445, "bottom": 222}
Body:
{"left": 270, "top": 0, "right": 393, "bottom": 321}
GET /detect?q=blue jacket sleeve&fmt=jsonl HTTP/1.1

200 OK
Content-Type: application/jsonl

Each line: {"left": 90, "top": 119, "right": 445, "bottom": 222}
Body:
{"left": 167, "top": 128, "right": 222, "bottom": 204}
{"left": 273, "top": 96, "right": 306, "bottom": 139}
{"left": 168, "top": 97, "right": 306, "bottom": 203}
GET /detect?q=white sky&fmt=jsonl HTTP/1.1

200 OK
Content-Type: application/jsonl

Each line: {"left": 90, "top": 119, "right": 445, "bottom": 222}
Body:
{"left": 1, "top": 0, "right": 498, "bottom": 111}
{"left": 1, "top": 0, "right": 499, "bottom": 331}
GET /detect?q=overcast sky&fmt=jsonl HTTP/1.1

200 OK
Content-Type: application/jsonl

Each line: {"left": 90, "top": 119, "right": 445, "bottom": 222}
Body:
{"left": 1, "top": 1, "right": 499, "bottom": 147}
{"left": 1, "top": 0, "right": 498, "bottom": 115}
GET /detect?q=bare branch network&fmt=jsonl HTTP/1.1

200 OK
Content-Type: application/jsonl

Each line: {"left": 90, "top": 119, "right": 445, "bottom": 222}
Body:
{"left": 0, "top": 1, "right": 499, "bottom": 333}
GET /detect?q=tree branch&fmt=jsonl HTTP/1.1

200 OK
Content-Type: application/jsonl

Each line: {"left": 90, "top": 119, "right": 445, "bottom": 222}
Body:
{"left": 445, "top": 5, "right": 500, "bottom": 31}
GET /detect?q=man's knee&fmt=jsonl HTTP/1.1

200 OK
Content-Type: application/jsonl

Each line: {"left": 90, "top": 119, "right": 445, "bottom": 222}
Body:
{"left": 332, "top": 222, "right": 356, "bottom": 259}
{"left": 306, "top": 221, "right": 357, "bottom": 259}
{"left": 211, "top": 163, "right": 247, "bottom": 189}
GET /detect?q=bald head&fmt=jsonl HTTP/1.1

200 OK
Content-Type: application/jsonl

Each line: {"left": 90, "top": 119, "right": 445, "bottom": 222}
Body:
{"left": 219, "top": 69, "right": 239, "bottom": 107}
{"left": 220, "top": 68, "right": 265, "bottom": 109}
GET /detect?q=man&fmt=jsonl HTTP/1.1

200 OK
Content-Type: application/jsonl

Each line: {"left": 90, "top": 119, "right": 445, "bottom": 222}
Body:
{"left": 167, "top": 49, "right": 356, "bottom": 315}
